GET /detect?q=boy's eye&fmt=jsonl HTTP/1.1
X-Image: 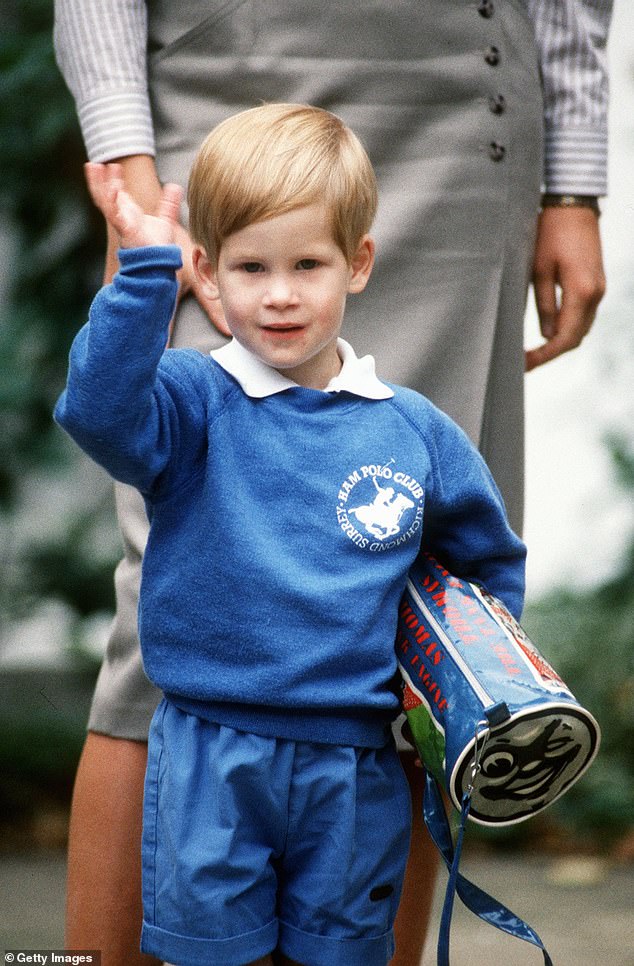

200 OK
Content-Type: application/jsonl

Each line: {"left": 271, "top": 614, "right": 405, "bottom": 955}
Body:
{"left": 242, "top": 262, "right": 263, "bottom": 273}
{"left": 297, "top": 259, "right": 319, "bottom": 270}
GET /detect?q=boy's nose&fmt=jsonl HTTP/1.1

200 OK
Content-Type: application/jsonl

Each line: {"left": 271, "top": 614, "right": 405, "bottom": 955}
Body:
{"left": 263, "top": 274, "right": 298, "bottom": 307}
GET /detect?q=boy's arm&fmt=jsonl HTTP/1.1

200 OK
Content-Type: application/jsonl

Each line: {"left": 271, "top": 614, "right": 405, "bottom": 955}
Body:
{"left": 55, "top": 246, "right": 188, "bottom": 492}
{"left": 422, "top": 412, "right": 526, "bottom": 620}
{"left": 55, "top": 167, "right": 207, "bottom": 492}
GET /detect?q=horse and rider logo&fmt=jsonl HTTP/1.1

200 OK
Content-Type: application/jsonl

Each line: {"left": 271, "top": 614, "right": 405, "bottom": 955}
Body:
{"left": 336, "top": 459, "right": 424, "bottom": 551}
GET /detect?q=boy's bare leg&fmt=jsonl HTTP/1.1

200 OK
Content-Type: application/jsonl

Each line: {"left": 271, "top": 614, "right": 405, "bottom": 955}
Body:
{"left": 391, "top": 752, "right": 439, "bottom": 966}
{"left": 65, "top": 732, "right": 160, "bottom": 966}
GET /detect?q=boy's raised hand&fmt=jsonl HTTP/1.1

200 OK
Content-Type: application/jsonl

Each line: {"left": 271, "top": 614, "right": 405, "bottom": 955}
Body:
{"left": 85, "top": 162, "right": 183, "bottom": 251}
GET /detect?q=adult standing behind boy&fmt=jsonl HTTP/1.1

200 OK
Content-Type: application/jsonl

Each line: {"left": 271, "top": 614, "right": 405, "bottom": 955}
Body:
{"left": 53, "top": 2, "right": 612, "bottom": 964}
{"left": 55, "top": 103, "right": 528, "bottom": 966}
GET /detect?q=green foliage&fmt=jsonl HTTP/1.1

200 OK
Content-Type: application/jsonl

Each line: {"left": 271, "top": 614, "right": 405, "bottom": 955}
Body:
{"left": 523, "top": 580, "right": 634, "bottom": 840}
{"left": 0, "top": 0, "right": 105, "bottom": 508}
{"left": 521, "top": 435, "right": 634, "bottom": 841}
{"left": 0, "top": 0, "right": 117, "bottom": 624}
{"left": 0, "top": 669, "right": 96, "bottom": 828}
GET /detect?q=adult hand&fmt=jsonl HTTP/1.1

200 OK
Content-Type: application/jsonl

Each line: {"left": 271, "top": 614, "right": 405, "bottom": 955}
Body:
{"left": 526, "top": 205, "right": 606, "bottom": 372}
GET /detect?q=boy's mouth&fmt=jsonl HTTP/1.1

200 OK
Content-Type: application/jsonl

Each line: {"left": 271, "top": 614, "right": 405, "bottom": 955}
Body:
{"left": 262, "top": 323, "right": 305, "bottom": 333}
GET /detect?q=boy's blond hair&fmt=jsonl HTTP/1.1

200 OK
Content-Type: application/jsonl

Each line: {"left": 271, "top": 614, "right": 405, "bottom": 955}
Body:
{"left": 188, "top": 103, "right": 378, "bottom": 264}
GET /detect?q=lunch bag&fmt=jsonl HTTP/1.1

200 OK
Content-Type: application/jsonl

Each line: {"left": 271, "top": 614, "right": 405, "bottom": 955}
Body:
{"left": 397, "top": 552, "right": 600, "bottom": 965}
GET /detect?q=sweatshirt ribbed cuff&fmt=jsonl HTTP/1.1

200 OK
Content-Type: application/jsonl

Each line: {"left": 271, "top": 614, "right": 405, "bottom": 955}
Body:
{"left": 117, "top": 246, "right": 183, "bottom": 275}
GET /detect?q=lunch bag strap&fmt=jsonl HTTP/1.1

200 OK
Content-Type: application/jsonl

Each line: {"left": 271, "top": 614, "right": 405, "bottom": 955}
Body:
{"left": 423, "top": 771, "right": 554, "bottom": 966}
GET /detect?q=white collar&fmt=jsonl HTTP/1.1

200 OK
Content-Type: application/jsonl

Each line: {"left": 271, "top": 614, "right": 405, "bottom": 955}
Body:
{"left": 209, "top": 338, "right": 394, "bottom": 400}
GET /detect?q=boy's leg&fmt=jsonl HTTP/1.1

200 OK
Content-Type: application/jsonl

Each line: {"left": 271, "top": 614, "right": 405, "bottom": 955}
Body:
{"left": 65, "top": 732, "right": 160, "bottom": 966}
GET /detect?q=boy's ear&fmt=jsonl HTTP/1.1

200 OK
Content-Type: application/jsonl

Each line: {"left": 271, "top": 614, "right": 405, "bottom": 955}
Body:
{"left": 347, "top": 235, "right": 375, "bottom": 294}
{"left": 192, "top": 246, "right": 220, "bottom": 300}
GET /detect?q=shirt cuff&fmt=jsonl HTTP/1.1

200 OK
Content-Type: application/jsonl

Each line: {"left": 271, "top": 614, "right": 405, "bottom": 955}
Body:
{"left": 78, "top": 89, "right": 156, "bottom": 162}
{"left": 543, "top": 124, "right": 608, "bottom": 196}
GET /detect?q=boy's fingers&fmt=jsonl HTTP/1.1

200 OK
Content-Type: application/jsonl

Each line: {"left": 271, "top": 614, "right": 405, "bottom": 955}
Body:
{"left": 113, "top": 191, "right": 141, "bottom": 232}
{"left": 157, "top": 183, "right": 183, "bottom": 226}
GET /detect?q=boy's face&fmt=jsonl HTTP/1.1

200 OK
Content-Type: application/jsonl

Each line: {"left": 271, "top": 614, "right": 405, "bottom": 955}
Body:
{"left": 194, "top": 204, "right": 374, "bottom": 389}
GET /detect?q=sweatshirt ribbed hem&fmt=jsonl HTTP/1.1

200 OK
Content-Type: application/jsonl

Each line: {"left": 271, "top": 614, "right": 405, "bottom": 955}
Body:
{"left": 166, "top": 695, "right": 395, "bottom": 749}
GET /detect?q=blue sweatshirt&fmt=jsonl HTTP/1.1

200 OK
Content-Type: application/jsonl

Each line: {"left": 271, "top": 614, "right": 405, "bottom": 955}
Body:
{"left": 55, "top": 246, "right": 526, "bottom": 748}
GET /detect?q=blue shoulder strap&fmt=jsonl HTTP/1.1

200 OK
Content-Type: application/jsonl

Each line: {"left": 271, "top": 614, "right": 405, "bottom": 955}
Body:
{"left": 423, "top": 772, "right": 554, "bottom": 966}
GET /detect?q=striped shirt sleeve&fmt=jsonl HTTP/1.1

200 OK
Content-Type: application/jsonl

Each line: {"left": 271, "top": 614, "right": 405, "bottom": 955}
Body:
{"left": 54, "top": 0, "right": 613, "bottom": 193}
{"left": 528, "top": 0, "right": 614, "bottom": 195}
{"left": 53, "top": 0, "right": 155, "bottom": 161}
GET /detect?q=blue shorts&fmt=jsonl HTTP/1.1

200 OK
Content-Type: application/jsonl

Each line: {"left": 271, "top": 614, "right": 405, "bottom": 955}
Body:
{"left": 141, "top": 700, "right": 412, "bottom": 966}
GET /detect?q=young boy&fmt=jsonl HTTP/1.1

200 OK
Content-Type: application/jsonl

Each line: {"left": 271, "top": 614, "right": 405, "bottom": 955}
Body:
{"left": 55, "top": 103, "right": 525, "bottom": 966}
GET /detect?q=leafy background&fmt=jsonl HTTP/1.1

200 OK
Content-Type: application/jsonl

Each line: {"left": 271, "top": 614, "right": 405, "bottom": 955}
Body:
{"left": 0, "top": 0, "right": 632, "bottom": 853}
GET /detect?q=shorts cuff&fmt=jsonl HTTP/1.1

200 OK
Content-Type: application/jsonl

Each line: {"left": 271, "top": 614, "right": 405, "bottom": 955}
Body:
{"left": 279, "top": 919, "right": 395, "bottom": 966}
{"left": 141, "top": 917, "right": 278, "bottom": 966}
